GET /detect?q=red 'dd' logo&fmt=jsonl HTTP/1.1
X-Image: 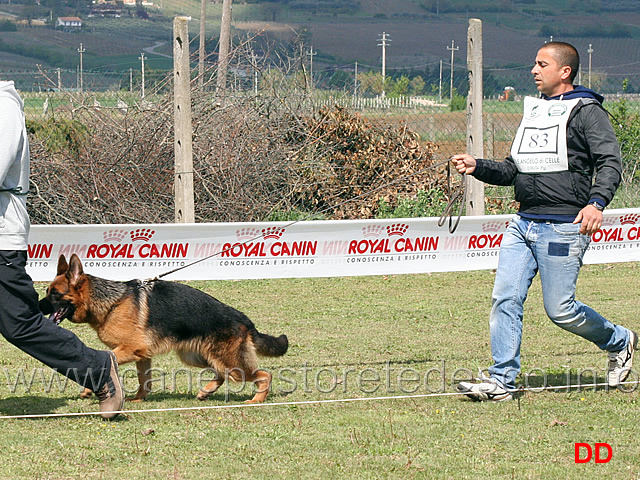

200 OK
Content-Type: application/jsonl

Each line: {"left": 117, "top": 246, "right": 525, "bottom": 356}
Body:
{"left": 574, "top": 443, "right": 612, "bottom": 464}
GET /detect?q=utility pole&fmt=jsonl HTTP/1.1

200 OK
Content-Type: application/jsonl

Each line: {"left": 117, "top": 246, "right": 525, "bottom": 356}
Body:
{"left": 439, "top": 59, "right": 443, "bottom": 103}
{"left": 306, "top": 45, "right": 316, "bottom": 89}
{"left": 77, "top": 43, "right": 85, "bottom": 92}
{"left": 57, "top": 68, "right": 61, "bottom": 90}
{"left": 447, "top": 40, "right": 459, "bottom": 100}
{"left": 354, "top": 61, "right": 358, "bottom": 96}
{"left": 587, "top": 43, "right": 593, "bottom": 89}
{"left": 217, "top": 0, "right": 233, "bottom": 97}
{"left": 198, "top": 0, "right": 207, "bottom": 89}
{"left": 251, "top": 49, "right": 258, "bottom": 95}
{"left": 139, "top": 52, "right": 146, "bottom": 98}
{"left": 377, "top": 32, "right": 391, "bottom": 96}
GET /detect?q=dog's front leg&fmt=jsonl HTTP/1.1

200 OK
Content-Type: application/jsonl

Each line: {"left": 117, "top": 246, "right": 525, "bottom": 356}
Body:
{"left": 197, "top": 374, "right": 225, "bottom": 401}
{"left": 111, "top": 346, "right": 146, "bottom": 365}
{"left": 130, "top": 358, "right": 152, "bottom": 402}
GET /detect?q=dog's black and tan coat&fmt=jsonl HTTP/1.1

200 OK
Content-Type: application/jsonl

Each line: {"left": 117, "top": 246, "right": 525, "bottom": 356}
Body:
{"left": 40, "top": 254, "right": 288, "bottom": 403}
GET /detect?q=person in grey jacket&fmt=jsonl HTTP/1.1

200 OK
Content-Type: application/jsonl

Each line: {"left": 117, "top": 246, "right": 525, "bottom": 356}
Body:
{"left": 453, "top": 42, "right": 636, "bottom": 401}
{"left": 0, "top": 80, "right": 124, "bottom": 418}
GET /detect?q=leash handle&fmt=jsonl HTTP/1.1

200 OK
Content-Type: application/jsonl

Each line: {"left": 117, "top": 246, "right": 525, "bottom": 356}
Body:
{"left": 437, "top": 161, "right": 466, "bottom": 234}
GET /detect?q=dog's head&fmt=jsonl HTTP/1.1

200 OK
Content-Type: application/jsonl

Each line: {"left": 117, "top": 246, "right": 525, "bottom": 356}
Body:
{"left": 40, "top": 254, "right": 87, "bottom": 325}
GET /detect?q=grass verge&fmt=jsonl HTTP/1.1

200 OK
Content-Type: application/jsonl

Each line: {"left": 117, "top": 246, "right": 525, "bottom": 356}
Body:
{"left": 0, "top": 263, "right": 638, "bottom": 478}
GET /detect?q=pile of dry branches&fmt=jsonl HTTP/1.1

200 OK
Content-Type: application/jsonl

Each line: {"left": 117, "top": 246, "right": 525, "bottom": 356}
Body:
{"left": 27, "top": 85, "right": 444, "bottom": 225}
{"left": 28, "top": 99, "right": 175, "bottom": 224}
{"left": 290, "top": 105, "right": 441, "bottom": 219}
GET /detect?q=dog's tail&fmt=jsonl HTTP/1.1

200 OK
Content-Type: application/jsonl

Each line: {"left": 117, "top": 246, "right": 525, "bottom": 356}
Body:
{"left": 252, "top": 330, "right": 289, "bottom": 357}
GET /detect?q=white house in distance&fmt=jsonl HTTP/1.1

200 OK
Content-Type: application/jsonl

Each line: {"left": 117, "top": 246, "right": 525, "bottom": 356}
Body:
{"left": 56, "top": 16, "right": 83, "bottom": 29}
{"left": 120, "top": 0, "right": 156, "bottom": 6}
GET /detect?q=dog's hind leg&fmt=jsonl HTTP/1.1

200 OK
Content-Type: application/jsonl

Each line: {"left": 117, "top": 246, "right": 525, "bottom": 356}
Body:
{"left": 80, "top": 387, "right": 93, "bottom": 398}
{"left": 244, "top": 369, "right": 272, "bottom": 404}
{"left": 130, "top": 358, "right": 152, "bottom": 402}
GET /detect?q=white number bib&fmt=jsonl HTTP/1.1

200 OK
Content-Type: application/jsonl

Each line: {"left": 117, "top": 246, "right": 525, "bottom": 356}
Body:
{"left": 510, "top": 96, "right": 581, "bottom": 173}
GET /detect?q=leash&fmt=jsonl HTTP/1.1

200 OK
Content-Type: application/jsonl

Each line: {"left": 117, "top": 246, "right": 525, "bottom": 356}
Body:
{"left": 146, "top": 157, "right": 461, "bottom": 283}
{"left": 0, "top": 186, "right": 28, "bottom": 196}
{"left": 437, "top": 162, "right": 466, "bottom": 234}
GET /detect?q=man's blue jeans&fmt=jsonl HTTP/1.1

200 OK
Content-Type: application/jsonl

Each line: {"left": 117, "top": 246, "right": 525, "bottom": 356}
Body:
{"left": 488, "top": 215, "right": 630, "bottom": 389}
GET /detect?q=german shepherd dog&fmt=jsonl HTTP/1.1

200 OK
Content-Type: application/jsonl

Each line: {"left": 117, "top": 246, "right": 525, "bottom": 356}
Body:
{"left": 39, "top": 254, "right": 288, "bottom": 403}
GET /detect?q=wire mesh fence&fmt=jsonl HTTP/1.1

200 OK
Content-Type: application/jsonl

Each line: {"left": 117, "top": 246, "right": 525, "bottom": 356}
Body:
{"left": 16, "top": 44, "right": 640, "bottom": 225}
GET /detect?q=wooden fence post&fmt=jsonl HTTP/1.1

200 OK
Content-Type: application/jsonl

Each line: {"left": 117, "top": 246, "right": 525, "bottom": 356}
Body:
{"left": 217, "top": 0, "right": 233, "bottom": 96}
{"left": 173, "top": 16, "right": 195, "bottom": 223}
{"left": 466, "top": 18, "right": 485, "bottom": 215}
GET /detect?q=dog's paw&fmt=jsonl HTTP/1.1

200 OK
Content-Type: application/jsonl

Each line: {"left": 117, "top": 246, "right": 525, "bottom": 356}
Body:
{"left": 125, "top": 397, "right": 145, "bottom": 403}
{"left": 80, "top": 388, "right": 93, "bottom": 399}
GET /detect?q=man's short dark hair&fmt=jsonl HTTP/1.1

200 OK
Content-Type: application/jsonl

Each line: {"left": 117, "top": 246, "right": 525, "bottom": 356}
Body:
{"left": 541, "top": 42, "right": 580, "bottom": 83}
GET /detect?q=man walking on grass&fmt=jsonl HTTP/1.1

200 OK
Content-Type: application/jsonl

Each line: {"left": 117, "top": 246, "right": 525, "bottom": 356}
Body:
{"left": 452, "top": 41, "right": 636, "bottom": 401}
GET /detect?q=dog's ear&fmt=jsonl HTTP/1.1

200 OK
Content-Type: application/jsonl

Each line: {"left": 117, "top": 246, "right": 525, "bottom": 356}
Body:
{"left": 56, "top": 255, "right": 69, "bottom": 276}
{"left": 67, "top": 254, "right": 85, "bottom": 286}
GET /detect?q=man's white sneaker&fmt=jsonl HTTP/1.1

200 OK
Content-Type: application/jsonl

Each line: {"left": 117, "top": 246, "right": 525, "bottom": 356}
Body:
{"left": 608, "top": 330, "right": 638, "bottom": 388}
{"left": 456, "top": 379, "right": 513, "bottom": 402}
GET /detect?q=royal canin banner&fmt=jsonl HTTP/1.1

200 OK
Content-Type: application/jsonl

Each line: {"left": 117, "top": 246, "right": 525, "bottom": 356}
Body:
{"left": 26, "top": 208, "right": 640, "bottom": 282}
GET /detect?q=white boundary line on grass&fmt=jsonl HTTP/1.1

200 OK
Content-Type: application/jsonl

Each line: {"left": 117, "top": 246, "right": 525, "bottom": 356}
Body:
{"left": 0, "top": 379, "right": 637, "bottom": 420}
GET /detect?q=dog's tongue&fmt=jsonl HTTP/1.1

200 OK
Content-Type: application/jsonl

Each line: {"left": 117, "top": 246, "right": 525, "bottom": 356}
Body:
{"left": 48, "top": 308, "right": 69, "bottom": 325}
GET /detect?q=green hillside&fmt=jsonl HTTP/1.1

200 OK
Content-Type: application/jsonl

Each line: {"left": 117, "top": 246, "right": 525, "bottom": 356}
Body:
{"left": 0, "top": 0, "right": 639, "bottom": 92}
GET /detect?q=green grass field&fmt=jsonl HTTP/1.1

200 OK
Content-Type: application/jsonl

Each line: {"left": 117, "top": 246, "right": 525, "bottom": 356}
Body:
{"left": 0, "top": 263, "right": 639, "bottom": 478}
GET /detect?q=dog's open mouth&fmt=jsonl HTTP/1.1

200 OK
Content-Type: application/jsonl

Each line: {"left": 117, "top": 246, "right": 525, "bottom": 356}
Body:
{"left": 49, "top": 306, "right": 74, "bottom": 325}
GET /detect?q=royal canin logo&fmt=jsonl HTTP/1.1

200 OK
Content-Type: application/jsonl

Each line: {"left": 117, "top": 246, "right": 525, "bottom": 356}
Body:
{"left": 348, "top": 222, "right": 438, "bottom": 254}
{"left": 362, "top": 225, "right": 384, "bottom": 238}
{"left": 236, "top": 228, "right": 261, "bottom": 241}
{"left": 592, "top": 213, "right": 640, "bottom": 243}
{"left": 27, "top": 228, "right": 189, "bottom": 260}
{"left": 482, "top": 221, "right": 508, "bottom": 233}
{"left": 620, "top": 214, "right": 640, "bottom": 225}
{"left": 103, "top": 229, "right": 127, "bottom": 243}
{"left": 130, "top": 228, "right": 155, "bottom": 242}
{"left": 387, "top": 223, "right": 409, "bottom": 236}
{"left": 262, "top": 227, "right": 285, "bottom": 240}
{"left": 220, "top": 225, "right": 316, "bottom": 258}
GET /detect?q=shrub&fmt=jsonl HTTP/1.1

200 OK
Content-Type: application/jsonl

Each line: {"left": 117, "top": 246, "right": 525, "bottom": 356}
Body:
{"left": 450, "top": 89, "right": 466, "bottom": 111}
{"left": 0, "top": 20, "right": 17, "bottom": 32}
{"left": 27, "top": 117, "right": 90, "bottom": 157}
{"left": 376, "top": 189, "right": 448, "bottom": 219}
{"left": 608, "top": 96, "right": 640, "bottom": 182}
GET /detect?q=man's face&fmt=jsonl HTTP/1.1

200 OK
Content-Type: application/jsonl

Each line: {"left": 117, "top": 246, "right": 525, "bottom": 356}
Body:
{"left": 531, "top": 47, "right": 572, "bottom": 97}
